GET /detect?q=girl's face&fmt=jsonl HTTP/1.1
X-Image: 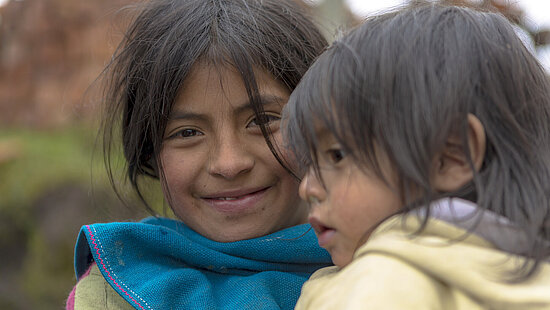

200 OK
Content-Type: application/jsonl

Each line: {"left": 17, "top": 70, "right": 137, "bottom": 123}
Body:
{"left": 160, "top": 64, "right": 307, "bottom": 242}
{"left": 299, "top": 128, "right": 402, "bottom": 267}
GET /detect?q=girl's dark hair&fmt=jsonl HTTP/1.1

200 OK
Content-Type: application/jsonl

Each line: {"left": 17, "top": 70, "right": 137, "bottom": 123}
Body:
{"left": 102, "top": 0, "right": 327, "bottom": 213}
{"left": 285, "top": 2, "right": 550, "bottom": 276}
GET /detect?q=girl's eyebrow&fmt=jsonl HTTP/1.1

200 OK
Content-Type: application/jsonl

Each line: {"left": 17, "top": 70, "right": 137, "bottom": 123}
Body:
{"left": 168, "top": 111, "right": 208, "bottom": 122}
{"left": 169, "top": 94, "right": 288, "bottom": 121}
{"left": 233, "top": 94, "right": 288, "bottom": 115}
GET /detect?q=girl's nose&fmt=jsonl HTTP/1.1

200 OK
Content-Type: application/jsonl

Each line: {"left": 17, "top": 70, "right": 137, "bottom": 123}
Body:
{"left": 207, "top": 136, "right": 254, "bottom": 180}
{"left": 299, "top": 167, "right": 325, "bottom": 206}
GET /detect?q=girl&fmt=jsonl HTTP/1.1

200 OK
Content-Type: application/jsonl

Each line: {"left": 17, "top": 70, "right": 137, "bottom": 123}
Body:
{"left": 67, "top": 0, "right": 332, "bottom": 309}
{"left": 284, "top": 3, "right": 550, "bottom": 309}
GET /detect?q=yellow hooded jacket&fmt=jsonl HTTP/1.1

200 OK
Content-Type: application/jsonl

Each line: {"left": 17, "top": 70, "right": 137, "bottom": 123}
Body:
{"left": 296, "top": 198, "right": 550, "bottom": 310}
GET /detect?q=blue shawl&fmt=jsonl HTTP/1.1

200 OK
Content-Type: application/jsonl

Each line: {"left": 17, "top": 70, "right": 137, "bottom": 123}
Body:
{"left": 74, "top": 217, "right": 332, "bottom": 310}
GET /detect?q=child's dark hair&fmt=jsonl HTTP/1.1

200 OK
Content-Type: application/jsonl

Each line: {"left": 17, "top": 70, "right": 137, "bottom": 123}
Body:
{"left": 101, "top": 0, "right": 327, "bottom": 212}
{"left": 285, "top": 3, "right": 550, "bottom": 275}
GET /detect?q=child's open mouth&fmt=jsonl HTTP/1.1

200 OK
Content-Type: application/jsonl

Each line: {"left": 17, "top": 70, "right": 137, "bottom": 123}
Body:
{"left": 308, "top": 217, "right": 336, "bottom": 247}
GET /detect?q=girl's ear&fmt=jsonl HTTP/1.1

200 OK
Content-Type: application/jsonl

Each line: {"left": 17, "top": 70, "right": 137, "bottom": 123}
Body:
{"left": 148, "top": 154, "right": 160, "bottom": 178}
{"left": 431, "top": 114, "right": 486, "bottom": 192}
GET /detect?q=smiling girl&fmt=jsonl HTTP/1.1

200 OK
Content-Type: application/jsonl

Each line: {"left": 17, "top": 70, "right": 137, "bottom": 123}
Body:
{"left": 160, "top": 63, "right": 306, "bottom": 243}
{"left": 66, "top": 0, "right": 332, "bottom": 309}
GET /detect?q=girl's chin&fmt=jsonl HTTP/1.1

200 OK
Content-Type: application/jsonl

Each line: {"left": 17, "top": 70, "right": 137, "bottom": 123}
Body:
{"left": 198, "top": 224, "right": 275, "bottom": 243}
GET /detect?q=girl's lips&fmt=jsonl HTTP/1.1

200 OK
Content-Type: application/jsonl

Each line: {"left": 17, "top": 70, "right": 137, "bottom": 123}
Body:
{"left": 202, "top": 187, "right": 270, "bottom": 213}
{"left": 309, "top": 217, "right": 336, "bottom": 247}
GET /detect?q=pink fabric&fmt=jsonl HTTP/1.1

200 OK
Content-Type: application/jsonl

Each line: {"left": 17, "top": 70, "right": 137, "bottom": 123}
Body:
{"left": 66, "top": 263, "right": 95, "bottom": 310}
{"left": 65, "top": 285, "right": 76, "bottom": 310}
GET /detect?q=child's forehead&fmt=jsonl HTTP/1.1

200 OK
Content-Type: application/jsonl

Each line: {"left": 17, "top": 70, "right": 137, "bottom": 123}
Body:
{"left": 311, "top": 120, "right": 340, "bottom": 145}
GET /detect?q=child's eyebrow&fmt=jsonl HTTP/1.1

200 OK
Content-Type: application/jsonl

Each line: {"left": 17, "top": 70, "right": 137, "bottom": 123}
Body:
{"left": 314, "top": 125, "right": 333, "bottom": 141}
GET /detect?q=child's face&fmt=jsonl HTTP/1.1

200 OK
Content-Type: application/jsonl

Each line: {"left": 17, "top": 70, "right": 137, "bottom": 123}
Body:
{"left": 160, "top": 64, "right": 307, "bottom": 242}
{"left": 299, "top": 129, "right": 402, "bottom": 267}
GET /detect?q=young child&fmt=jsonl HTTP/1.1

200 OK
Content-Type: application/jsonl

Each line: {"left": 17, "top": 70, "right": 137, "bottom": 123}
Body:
{"left": 67, "top": 0, "right": 332, "bottom": 309}
{"left": 284, "top": 3, "right": 550, "bottom": 309}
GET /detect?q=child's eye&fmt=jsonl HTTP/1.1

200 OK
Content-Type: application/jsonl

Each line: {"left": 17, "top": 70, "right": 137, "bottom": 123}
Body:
{"left": 326, "top": 148, "right": 347, "bottom": 164}
{"left": 169, "top": 128, "right": 204, "bottom": 139}
{"left": 246, "top": 114, "right": 281, "bottom": 128}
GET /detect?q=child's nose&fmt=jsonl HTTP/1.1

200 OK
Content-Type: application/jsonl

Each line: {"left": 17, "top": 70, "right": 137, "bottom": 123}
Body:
{"left": 299, "top": 167, "right": 325, "bottom": 206}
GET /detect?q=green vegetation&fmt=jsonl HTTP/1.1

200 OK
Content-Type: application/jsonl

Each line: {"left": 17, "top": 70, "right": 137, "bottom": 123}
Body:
{"left": 1, "top": 126, "right": 98, "bottom": 214}
{"left": 0, "top": 125, "right": 161, "bottom": 310}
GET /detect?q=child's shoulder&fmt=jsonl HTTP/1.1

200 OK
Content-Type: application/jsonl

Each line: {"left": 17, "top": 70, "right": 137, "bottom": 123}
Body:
{"left": 297, "top": 251, "right": 443, "bottom": 310}
{"left": 298, "top": 205, "right": 550, "bottom": 310}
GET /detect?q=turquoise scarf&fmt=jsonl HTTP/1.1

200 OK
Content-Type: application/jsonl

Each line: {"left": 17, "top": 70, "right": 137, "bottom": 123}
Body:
{"left": 74, "top": 217, "right": 332, "bottom": 310}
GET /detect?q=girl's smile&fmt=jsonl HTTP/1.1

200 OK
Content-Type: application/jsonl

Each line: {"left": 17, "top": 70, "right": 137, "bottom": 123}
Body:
{"left": 200, "top": 186, "right": 271, "bottom": 214}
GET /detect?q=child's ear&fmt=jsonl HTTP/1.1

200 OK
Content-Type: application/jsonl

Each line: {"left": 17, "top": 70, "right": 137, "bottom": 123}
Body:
{"left": 431, "top": 114, "right": 486, "bottom": 192}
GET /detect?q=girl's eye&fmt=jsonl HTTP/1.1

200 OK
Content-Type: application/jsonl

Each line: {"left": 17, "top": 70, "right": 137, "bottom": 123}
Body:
{"left": 326, "top": 148, "right": 347, "bottom": 164}
{"left": 170, "top": 128, "right": 203, "bottom": 139}
{"left": 246, "top": 114, "right": 281, "bottom": 128}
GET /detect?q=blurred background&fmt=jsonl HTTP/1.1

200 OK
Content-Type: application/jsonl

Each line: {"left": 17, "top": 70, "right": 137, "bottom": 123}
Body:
{"left": 0, "top": 0, "right": 548, "bottom": 309}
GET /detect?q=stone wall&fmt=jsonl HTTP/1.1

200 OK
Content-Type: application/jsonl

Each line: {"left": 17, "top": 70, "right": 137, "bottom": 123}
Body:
{"left": 0, "top": 0, "right": 131, "bottom": 128}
